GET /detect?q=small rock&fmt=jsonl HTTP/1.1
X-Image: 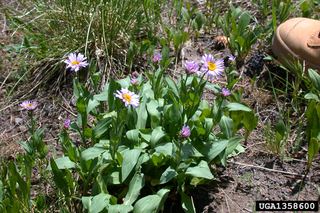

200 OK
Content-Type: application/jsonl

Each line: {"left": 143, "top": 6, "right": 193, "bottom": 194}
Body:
{"left": 15, "top": 117, "right": 23, "bottom": 125}
{"left": 19, "top": 125, "right": 28, "bottom": 132}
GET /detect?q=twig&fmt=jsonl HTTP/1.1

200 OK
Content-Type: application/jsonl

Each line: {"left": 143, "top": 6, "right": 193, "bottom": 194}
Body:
{"left": 224, "top": 194, "right": 231, "bottom": 213}
{"left": 59, "top": 89, "right": 74, "bottom": 113}
{"left": 0, "top": 125, "right": 17, "bottom": 138}
{"left": 58, "top": 103, "right": 76, "bottom": 117}
{"left": 44, "top": 137, "right": 59, "bottom": 142}
{"left": 2, "top": 13, "right": 7, "bottom": 33}
{"left": 245, "top": 142, "right": 265, "bottom": 149}
{"left": 0, "top": 71, "right": 11, "bottom": 91}
{"left": 221, "top": 189, "right": 251, "bottom": 212}
{"left": 0, "top": 100, "right": 20, "bottom": 113}
{"left": 228, "top": 160, "right": 309, "bottom": 178}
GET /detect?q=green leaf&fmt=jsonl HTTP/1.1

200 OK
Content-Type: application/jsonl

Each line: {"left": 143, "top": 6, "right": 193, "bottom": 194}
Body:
{"left": 193, "top": 139, "right": 228, "bottom": 162}
{"left": 151, "top": 153, "right": 166, "bottom": 167}
{"left": 160, "top": 166, "right": 177, "bottom": 184}
{"left": 242, "top": 111, "right": 258, "bottom": 134}
{"left": 50, "top": 159, "right": 69, "bottom": 196}
{"left": 124, "top": 173, "right": 145, "bottom": 205}
{"left": 81, "top": 147, "right": 109, "bottom": 161}
{"left": 117, "top": 76, "right": 131, "bottom": 88}
{"left": 308, "top": 69, "right": 320, "bottom": 91}
{"left": 140, "top": 129, "right": 152, "bottom": 142}
{"left": 73, "top": 79, "right": 80, "bottom": 98}
{"left": 305, "top": 93, "right": 319, "bottom": 102}
{"left": 181, "top": 143, "right": 203, "bottom": 160}
{"left": 165, "top": 77, "right": 179, "bottom": 97}
{"left": 0, "top": 180, "right": 3, "bottom": 202}
{"left": 108, "top": 204, "right": 133, "bottom": 213}
{"left": 225, "top": 137, "right": 243, "bottom": 157}
{"left": 308, "top": 137, "right": 320, "bottom": 168}
{"left": 141, "top": 82, "right": 154, "bottom": 99}
{"left": 91, "top": 193, "right": 111, "bottom": 213}
{"left": 94, "top": 84, "right": 108, "bottom": 101}
{"left": 185, "top": 160, "right": 214, "bottom": 179}
{"left": 7, "top": 161, "right": 25, "bottom": 196}
{"left": 82, "top": 196, "right": 92, "bottom": 210}
{"left": 87, "top": 99, "right": 100, "bottom": 114}
{"left": 109, "top": 171, "right": 121, "bottom": 185}
{"left": 136, "top": 99, "right": 148, "bottom": 129}
{"left": 18, "top": 141, "right": 32, "bottom": 154}
{"left": 150, "top": 127, "right": 166, "bottom": 147}
{"left": 226, "top": 103, "right": 252, "bottom": 112}
{"left": 147, "top": 100, "right": 161, "bottom": 128}
{"left": 93, "top": 117, "right": 112, "bottom": 138}
{"left": 219, "top": 115, "right": 234, "bottom": 138}
{"left": 181, "top": 191, "right": 196, "bottom": 213}
{"left": 108, "top": 79, "right": 120, "bottom": 111}
{"left": 126, "top": 129, "right": 140, "bottom": 144}
{"left": 76, "top": 98, "right": 87, "bottom": 114}
{"left": 133, "top": 188, "right": 170, "bottom": 213}
{"left": 238, "top": 12, "right": 251, "bottom": 34}
{"left": 54, "top": 156, "right": 75, "bottom": 169}
{"left": 205, "top": 82, "right": 220, "bottom": 93}
{"left": 121, "top": 149, "right": 141, "bottom": 182}
{"left": 155, "top": 143, "right": 173, "bottom": 156}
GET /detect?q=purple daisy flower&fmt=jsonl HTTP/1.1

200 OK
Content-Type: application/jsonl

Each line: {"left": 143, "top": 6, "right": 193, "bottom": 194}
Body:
{"left": 115, "top": 88, "right": 140, "bottom": 108}
{"left": 180, "top": 125, "right": 191, "bottom": 138}
{"left": 130, "top": 78, "right": 139, "bottom": 86}
{"left": 20, "top": 100, "right": 38, "bottom": 111}
{"left": 227, "top": 54, "right": 236, "bottom": 62}
{"left": 64, "top": 52, "right": 88, "bottom": 72}
{"left": 221, "top": 87, "right": 231, "bottom": 97}
{"left": 64, "top": 118, "right": 71, "bottom": 129}
{"left": 184, "top": 60, "right": 199, "bottom": 75}
{"left": 200, "top": 54, "right": 224, "bottom": 79}
{"left": 152, "top": 52, "right": 162, "bottom": 63}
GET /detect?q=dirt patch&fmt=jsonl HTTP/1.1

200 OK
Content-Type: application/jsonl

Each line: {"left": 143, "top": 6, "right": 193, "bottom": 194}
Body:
{"left": 175, "top": 134, "right": 320, "bottom": 213}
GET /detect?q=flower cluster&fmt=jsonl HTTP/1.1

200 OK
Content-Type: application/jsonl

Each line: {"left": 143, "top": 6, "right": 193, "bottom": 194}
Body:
{"left": 200, "top": 54, "right": 224, "bottom": 80}
{"left": 180, "top": 125, "right": 191, "bottom": 138}
{"left": 152, "top": 52, "right": 162, "bottom": 63}
{"left": 183, "top": 53, "right": 228, "bottom": 80}
{"left": 115, "top": 88, "right": 140, "bottom": 108}
{"left": 20, "top": 100, "right": 38, "bottom": 111}
{"left": 221, "top": 87, "right": 231, "bottom": 97}
{"left": 64, "top": 118, "right": 71, "bottom": 129}
{"left": 184, "top": 61, "right": 199, "bottom": 75}
{"left": 65, "top": 53, "right": 88, "bottom": 72}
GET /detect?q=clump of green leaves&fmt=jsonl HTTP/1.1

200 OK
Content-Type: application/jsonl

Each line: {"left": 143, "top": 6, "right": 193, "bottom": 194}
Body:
{"left": 216, "top": 5, "right": 261, "bottom": 64}
{"left": 264, "top": 119, "right": 289, "bottom": 157}
{"left": 304, "top": 69, "right": 320, "bottom": 170}
{"left": 0, "top": 53, "right": 257, "bottom": 212}
{"left": 0, "top": 109, "right": 48, "bottom": 212}
{"left": 49, "top": 53, "right": 257, "bottom": 211}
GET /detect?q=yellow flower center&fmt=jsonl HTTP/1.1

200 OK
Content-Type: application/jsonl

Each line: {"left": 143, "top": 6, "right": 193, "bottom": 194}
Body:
{"left": 27, "top": 103, "right": 33, "bottom": 107}
{"left": 71, "top": 60, "right": 80, "bottom": 65}
{"left": 208, "top": 62, "right": 216, "bottom": 71}
{"left": 122, "top": 93, "right": 132, "bottom": 103}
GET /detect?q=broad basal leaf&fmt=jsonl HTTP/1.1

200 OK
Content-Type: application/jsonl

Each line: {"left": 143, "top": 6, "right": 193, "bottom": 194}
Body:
{"left": 160, "top": 166, "right": 177, "bottom": 184}
{"left": 150, "top": 127, "right": 166, "bottom": 147}
{"left": 54, "top": 156, "right": 75, "bottom": 169}
{"left": 185, "top": 160, "right": 214, "bottom": 179}
{"left": 121, "top": 149, "right": 141, "bottom": 182}
{"left": 226, "top": 103, "right": 252, "bottom": 112}
{"left": 124, "top": 173, "right": 145, "bottom": 205}
{"left": 133, "top": 189, "right": 170, "bottom": 213}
